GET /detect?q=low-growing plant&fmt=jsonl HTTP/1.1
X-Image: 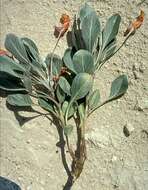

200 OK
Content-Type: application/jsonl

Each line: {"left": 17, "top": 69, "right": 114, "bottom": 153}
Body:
{"left": 0, "top": 3, "right": 144, "bottom": 187}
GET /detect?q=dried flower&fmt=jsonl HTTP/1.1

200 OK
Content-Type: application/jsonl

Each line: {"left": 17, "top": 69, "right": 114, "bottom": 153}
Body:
{"left": 124, "top": 10, "right": 144, "bottom": 36}
{"left": 54, "top": 14, "right": 70, "bottom": 38}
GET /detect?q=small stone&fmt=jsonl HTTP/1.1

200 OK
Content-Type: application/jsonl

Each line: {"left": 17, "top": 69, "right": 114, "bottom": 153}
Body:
{"left": 133, "top": 71, "right": 141, "bottom": 79}
{"left": 123, "top": 123, "right": 135, "bottom": 137}
{"left": 26, "top": 140, "right": 31, "bottom": 144}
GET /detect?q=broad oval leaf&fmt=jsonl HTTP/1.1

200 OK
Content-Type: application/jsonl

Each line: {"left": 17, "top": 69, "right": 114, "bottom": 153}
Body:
{"left": 73, "top": 49, "right": 94, "bottom": 74}
{"left": 64, "top": 124, "right": 74, "bottom": 136}
{"left": 81, "top": 12, "right": 101, "bottom": 52}
{"left": 88, "top": 89, "right": 100, "bottom": 110}
{"left": 71, "top": 73, "right": 93, "bottom": 101}
{"left": 102, "top": 14, "right": 121, "bottom": 50}
{"left": 7, "top": 94, "right": 32, "bottom": 107}
{"left": 109, "top": 75, "right": 128, "bottom": 100}
{"left": 58, "top": 77, "right": 70, "bottom": 95}
{"left": 5, "top": 33, "right": 29, "bottom": 63}
{"left": 63, "top": 48, "right": 75, "bottom": 73}
{"left": 0, "top": 56, "right": 25, "bottom": 78}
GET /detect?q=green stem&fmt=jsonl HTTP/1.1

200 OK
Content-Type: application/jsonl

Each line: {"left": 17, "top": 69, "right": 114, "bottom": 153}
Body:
{"left": 50, "top": 29, "right": 64, "bottom": 83}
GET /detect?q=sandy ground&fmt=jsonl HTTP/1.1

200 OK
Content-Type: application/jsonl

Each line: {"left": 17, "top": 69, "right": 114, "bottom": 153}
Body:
{"left": 0, "top": 0, "right": 148, "bottom": 190}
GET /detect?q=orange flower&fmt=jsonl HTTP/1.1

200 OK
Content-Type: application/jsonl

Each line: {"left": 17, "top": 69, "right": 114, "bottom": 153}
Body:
{"left": 124, "top": 10, "right": 144, "bottom": 36}
{"left": 54, "top": 14, "right": 70, "bottom": 38}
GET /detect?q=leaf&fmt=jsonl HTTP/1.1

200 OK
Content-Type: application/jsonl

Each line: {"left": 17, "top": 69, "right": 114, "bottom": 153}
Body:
{"left": 38, "top": 98, "right": 55, "bottom": 113}
{"left": 21, "top": 37, "right": 39, "bottom": 53}
{"left": 22, "top": 75, "right": 32, "bottom": 93}
{"left": 71, "top": 73, "right": 93, "bottom": 101}
{"left": 0, "top": 73, "right": 26, "bottom": 91}
{"left": 56, "top": 85, "right": 65, "bottom": 103}
{"left": 102, "top": 14, "right": 121, "bottom": 50}
{"left": 80, "top": 3, "right": 95, "bottom": 23}
{"left": 58, "top": 76, "right": 70, "bottom": 95}
{"left": 71, "top": 17, "right": 85, "bottom": 51}
{"left": 88, "top": 89, "right": 100, "bottom": 110}
{"left": 81, "top": 12, "right": 101, "bottom": 52}
{"left": 102, "top": 39, "right": 117, "bottom": 62}
{"left": 78, "top": 103, "right": 85, "bottom": 120}
{"left": 63, "top": 48, "right": 75, "bottom": 73}
{"left": 64, "top": 125, "right": 73, "bottom": 136}
{"left": 5, "top": 33, "right": 29, "bottom": 63}
{"left": 62, "top": 101, "right": 77, "bottom": 118}
{"left": 73, "top": 49, "right": 94, "bottom": 74}
{"left": 0, "top": 56, "right": 25, "bottom": 78}
{"left": 22, "top": 39, "right": 40, "bottom": 63}
{"left": 7, "top": 94, "right": 32, "bottom": 106}
{"left": 45, "top": 53, "right": 62, "bottom": 77}
{"left": 109, "top": 75, "right": 128, "bottom": 101}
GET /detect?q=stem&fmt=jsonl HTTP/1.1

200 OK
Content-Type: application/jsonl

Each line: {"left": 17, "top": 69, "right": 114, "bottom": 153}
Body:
{"left": 50, "top": 29, "right": 64, "bottom": 83}
{"left": 71, "top": 105, "right": 88, "bottom": 181}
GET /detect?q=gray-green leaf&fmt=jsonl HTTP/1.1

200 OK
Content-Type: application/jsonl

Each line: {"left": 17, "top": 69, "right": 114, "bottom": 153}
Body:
{"left": 64, "top": 125, "right": 74, "bottom": 136}
{"left": 80, "top": 3, "right": 95, "bottom": 23}
{"left": 45, "top": 53, "right": 62, "bottom": 77}
{"left": 38, "top": 98, "right": 55, "bottom": 113}
{"left": 88, "top": 89, "right": 100, "bottom": 110}
{"left": 5, "top": 33, "right": 29, "bottom": 63}
{"left": 58, "top": 77, "right": 70, "bottom": 95}
{"left": 63, "top": 48, "right": 75, "bottom": 73}
{"left": 0, "top": 56, "right": 25, "bottom": 78}
{"left": 56, "top": 85, "right": 65, "bottom": 103}
{"left": 109, "top": 75, "right": 128, "bottom": 101}
{"left": 81, "top": 12, "right": 101, "bottom": 52}
{"left": 73, "top": 49, "right": 94, "bottom": 74}
{"left": 71, "top": 73, "right": 93, "bottom": 101}
{"left": 7, "top": 94, "right": 32, "bottom": 106}
{"left": 102, "top": 14, "right": 121, "bottom": 50}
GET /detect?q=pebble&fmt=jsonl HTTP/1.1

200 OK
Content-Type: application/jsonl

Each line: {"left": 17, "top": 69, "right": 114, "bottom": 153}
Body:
{"left": 123, "top": 123, "right": 135, "bottom": 137}
{"left": 133, "top": 71, "right": 141, "bottom": 79}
